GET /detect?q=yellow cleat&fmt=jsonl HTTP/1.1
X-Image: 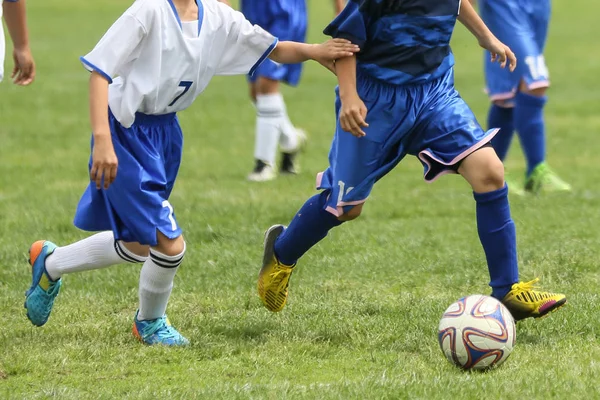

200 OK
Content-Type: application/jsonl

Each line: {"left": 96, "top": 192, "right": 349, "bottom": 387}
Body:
{"left": 258, "top": 225, "right": 295, "bottom": 312}
{"left": 501, "top": 278, "right": 567, "bottom": 321}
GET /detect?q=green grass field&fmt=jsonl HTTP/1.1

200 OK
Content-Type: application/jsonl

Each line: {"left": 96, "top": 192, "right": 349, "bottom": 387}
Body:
{"left": 1, "top": 0, "right": 599, "bottom": 398}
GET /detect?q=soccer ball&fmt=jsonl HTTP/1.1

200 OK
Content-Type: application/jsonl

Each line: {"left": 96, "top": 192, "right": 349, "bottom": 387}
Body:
{"left": 438, "top": 295, "right": 516, "bottom": 370}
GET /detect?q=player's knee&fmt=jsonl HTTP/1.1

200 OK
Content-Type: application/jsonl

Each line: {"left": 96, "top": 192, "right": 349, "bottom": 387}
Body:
{"left": 477, "top": 156, "right": 505, "bottom": 191}
{"left": 120, "top": 241, "right": 150, "bottom": 260}
{"left": 155, "top": 231, "right": 186, "bottom": 257}
{"left": 256, "top": 77, "right": 280, "bottom": 95}
{"left": 460, "top": 147, "right": 506, "bottom": 192}
{"left": 338, "top": 203, "right": 364, "bottom": 221}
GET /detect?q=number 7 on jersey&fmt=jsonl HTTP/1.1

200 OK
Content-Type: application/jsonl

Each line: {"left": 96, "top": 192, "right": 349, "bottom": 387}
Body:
{"left": 169, "top": 81, "right": 193, "bottom": 107}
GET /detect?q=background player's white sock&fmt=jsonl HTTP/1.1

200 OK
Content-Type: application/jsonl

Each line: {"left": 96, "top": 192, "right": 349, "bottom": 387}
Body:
{"left": 137, "top": 244, "right": 185, "bottom": 321}
{"left": 276, "top": 95, "right": 299, "bottom": 153}
{"left": 45, "top": 231, "right": 146, "bottom": 280}
{"left": 254, "top": 93, "right": 285, "bottom": 165}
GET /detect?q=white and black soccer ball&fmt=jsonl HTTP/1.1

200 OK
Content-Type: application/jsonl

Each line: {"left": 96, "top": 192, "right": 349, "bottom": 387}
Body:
{"left": 438, "top": 295, "right": 516, "bottom": 371}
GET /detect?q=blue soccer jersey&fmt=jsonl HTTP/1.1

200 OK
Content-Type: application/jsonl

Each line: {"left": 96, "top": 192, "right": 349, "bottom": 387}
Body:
{"left": 316, "top": 0, "right": 497, "bottom": 215}
{"left": 324, "top": 0, "right": 461, "bottom": 85}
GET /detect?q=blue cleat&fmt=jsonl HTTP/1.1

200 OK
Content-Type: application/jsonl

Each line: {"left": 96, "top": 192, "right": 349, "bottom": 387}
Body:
{"left": 24, "top": 240, "right": 61, "bottom": 327}
{"left": 132, "top": 311, "right": 190, "bottom": 346}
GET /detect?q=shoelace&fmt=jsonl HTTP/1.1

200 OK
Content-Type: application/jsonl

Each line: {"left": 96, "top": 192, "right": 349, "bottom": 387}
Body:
{"left": 38, "top": 281, "right": 60, "bottom": 315}
{"left": 141, "top": 317, "right": 176, "bottom": 338}
{"left": 513, "top": 279, "right": 557, "bottom": 302}
{"left": 270, "top": 267, "right": 292, "bottom": 293}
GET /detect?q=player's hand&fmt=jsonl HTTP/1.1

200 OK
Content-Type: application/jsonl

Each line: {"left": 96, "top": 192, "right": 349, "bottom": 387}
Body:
{"left": 313, "top": 39, "right": 359, "bottom": 63}
{"left": 91, "top": 135, "right": 118, "bottom": 190}
{"left": 11, "top": 47, "right": 35, "bottom": 86}
{"left": 340, "top": 93, "right": 368, "bottom": 137}
{"left": 479, "top": 35, "right": 516, "bottom": 72}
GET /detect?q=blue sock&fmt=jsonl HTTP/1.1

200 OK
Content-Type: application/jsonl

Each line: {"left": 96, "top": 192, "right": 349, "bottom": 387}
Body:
{"left": 488, "top": 104, "right": 515, "bottom": 161}
{"left": 274, "top": 191, "right": 343, "bottom": 265}
{"left": 514, "top": 92, "right": 547, "bottom": 176}
{"left": 473, "top": 185, "right": 519, "bottom": 300}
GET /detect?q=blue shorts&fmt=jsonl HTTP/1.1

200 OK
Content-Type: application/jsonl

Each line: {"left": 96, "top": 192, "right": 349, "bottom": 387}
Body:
{"left": 317, "top": 68, "right": 497, "bottom": 216}
{"left": 74, "top": 110, "right": 183, "bottom": 246}
{"left": 481, "top": 0, "right": 551, "bottom": 102}
{"left": 242, "top": 0, "right": 307, "bottom": 85}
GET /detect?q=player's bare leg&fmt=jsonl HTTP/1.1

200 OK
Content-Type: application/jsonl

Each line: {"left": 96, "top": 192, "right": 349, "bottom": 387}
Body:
{"left": 25, "top": 233, "right": 148, "bottom": 327}
{"left": 459, "top": 147, "right": 566, "bottom": 320}
{"left": 133, "top": 231, "right": 189, "bottom": 346}
{"left": 248, "top": 77, "right": 304, "bottom": 181}
{"left": 515, "top": 83, "right": 571, "bottom": 194}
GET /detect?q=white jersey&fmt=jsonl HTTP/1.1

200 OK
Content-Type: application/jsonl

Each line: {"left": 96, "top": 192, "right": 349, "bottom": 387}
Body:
{"left": 81, "top": 0, "right": 277, "bottom": 128}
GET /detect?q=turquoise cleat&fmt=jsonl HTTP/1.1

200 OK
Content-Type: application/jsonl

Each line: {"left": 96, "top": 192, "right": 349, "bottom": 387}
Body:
{"left": 132, "top": 311, "right": 190, "bottom": 346}
{"left": 24, "top": 240, "right": 61, "bottom": 327}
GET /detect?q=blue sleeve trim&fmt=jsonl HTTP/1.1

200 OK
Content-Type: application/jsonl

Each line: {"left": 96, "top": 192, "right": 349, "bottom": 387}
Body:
{"left": 4, "top": 0, "right": 20, "bottom": 3}
{"left": 196, "top": 0, "right": 204, "bottom": 36}
{"left": 79, "top": 56, "right": 113, "bottom": 84}
{"left": 249, "top": 38, "right": 279, "bottom": 77}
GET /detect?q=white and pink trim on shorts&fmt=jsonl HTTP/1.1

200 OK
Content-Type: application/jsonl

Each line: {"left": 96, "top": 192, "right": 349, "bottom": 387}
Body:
{"left": 418, "top": 128, "right": 500, "bottom": 183}
{"left": 316, "top": 172, "right": 368, "bottom": 217}
{"left": 485, "top": 79, "right": 550, "bottom": 103}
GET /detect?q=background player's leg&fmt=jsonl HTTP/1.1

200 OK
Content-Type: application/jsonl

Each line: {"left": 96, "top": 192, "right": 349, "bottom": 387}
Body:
{"left": 458, "top": 147, "right": 518, "bottom": 300}
{"left": 514, "top": 84, "right": 571, "bottom": 193}
{"left": 250, "top": 77, "right": 283, "bottom": 181}
{"left": 514, "top": 84, "right": 547, "bottom": 177}
{"left": 45, "top": 232, "right": 148, "bottom": 280}
{"left": 488, "top": 101, "right": 524, "bottom": 195}
{"left": 250, "top": 77, "right": 302, "bottom": 181}
{"left": 488, "top": 101, "right": 515, "bottom": 161}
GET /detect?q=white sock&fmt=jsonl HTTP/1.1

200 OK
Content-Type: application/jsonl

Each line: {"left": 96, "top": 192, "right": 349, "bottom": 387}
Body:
{"left": 276, "top": 96, "right": 299, "bottom": 153}
{"left": 254, "top": 93, "right": 284, "bottom": 165}
{"left": 137, "top": 244, "right": 185, "bottom": 321}
{"left": 45, "top": 231, "right": 146, "bottom": 280}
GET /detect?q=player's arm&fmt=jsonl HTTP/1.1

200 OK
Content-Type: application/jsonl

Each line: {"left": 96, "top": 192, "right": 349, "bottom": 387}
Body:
{"left": 88, "top": 72, "right": 118, "bottom": 190}
{"left": 81, "top": 10, "right": 147, "bottom": 190}
{"left": 334, "top": 0, "right": 345, "bottom": 15}
{"left": 335, "top": 55, "right": 368, "bottom": 138}
{"left": 3, "top": 0, "right": 35, "bottom": 85}
{"left": 458, "top": 0, "right": 516, "bottom": 71}
{"left": 268, "top": 39, "right": 359, "bottom": 74}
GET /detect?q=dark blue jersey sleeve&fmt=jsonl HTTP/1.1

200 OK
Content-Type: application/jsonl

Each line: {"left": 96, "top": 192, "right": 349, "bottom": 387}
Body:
{"left": 323, "top": 0, "right": 369, "bottom": 48}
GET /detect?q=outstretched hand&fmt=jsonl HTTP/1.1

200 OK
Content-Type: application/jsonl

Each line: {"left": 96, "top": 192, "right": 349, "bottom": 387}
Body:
{"left": 11, "top": 47, "right": 35, "bottom": 86}
{"left": 479, "top": 35, "right": 517, "bottom": 72}
{"left": 313, "top": 39, "right": 359, "bottom": 64}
